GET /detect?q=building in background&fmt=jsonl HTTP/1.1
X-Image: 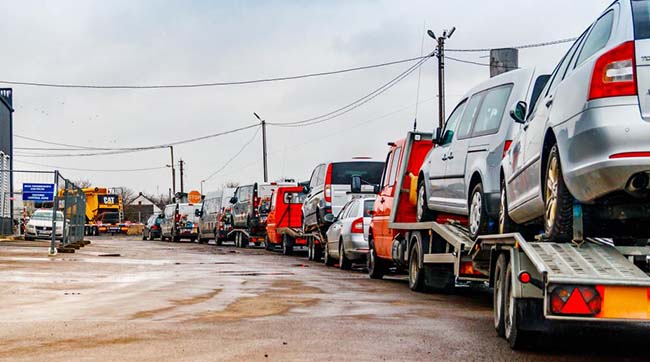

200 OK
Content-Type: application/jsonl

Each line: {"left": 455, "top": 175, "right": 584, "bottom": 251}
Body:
{"left": 0, "top": 89, "right": 13, "bottom": 235}
{"left": 124, "top": 193, "right": 162, "bottom": 223}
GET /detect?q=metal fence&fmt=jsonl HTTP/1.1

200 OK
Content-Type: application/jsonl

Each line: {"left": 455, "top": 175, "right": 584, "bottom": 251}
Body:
{"left": 0, "top": 152, "right": 10, "bottom": 235}
{"left": 2, "top": 169, "right": 86, "bottom": 254}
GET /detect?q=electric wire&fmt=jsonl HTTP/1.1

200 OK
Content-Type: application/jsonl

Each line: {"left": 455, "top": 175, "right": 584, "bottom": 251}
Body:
{"left": 447, "top": 37, "right": 577, "bottom": 52}
{"left": 13, "top": 159, "right": 168, "bottom": 172}
{"left": 202, "top": 126, "right": 261, "bottom": 183}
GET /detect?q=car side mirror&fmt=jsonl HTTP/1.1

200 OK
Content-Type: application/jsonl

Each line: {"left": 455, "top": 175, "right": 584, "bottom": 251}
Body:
{"left": 195, "top": 210, "right": 202, "bottom": 217}
{"left": 323, "top": 214, "right": 336, "bottom": 223}
{"left": 351, "top": 175, "right": 362, "bottom": 194}
{"left": 510, "top": 101, "right": 528, "bottom": 124}
{"left": 229, "top": 196, "right": 237, "bottom": 204}
{"left": 433, "top": 127, "right": 442, "bottom": 144}
{"left": 368, "top": 210, "right": 375, "bottom": 216}
{"left": 373, "top": 184, "right": 381, "bottom": 194}
{"left": 302, "top": 185, "right": 310, "bottom": 194}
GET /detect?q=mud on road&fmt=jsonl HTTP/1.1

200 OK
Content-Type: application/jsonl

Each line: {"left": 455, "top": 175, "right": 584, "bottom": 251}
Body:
{"left": 0, "top": 237, "right": 648, "bottom": 361}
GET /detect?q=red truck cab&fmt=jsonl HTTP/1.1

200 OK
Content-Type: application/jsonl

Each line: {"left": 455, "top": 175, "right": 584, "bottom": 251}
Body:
{"left": 266, "top": 186, "right": 308, "bottom": 255}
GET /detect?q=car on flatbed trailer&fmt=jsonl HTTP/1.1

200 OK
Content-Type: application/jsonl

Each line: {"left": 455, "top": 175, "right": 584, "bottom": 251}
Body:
{"left": 367, "top": 130, "right": 650, "bottom": 349}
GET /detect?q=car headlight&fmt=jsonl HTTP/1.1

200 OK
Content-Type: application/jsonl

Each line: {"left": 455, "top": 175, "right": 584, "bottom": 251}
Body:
{"left": 27, "top": 224, "right": 36, "bottom": 231}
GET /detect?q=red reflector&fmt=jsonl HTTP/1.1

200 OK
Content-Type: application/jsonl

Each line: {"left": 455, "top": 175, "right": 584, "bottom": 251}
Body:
{"left": 550, "top": 286, "right": 602, "bottom": 316}
{"left": 561, "top": 289, "right": 592, "bottom": 315}
{"left": 610, "top": 152, "right": 650, "bottom": 159}
{"left": 518, "top": 271, "right": 531, "bottom": 284}
{"left": 503, "top": 140, "right": 513, "bottom": 159}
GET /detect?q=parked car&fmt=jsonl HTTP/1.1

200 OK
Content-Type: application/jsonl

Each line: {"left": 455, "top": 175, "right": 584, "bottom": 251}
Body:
{"left": 324, "top": 196, "right": 373, "bottom": 269}
{"left": 266, "top": 186, "right": 308, "bottom": 255}
{"left": 142, "top": 213, "right": 163, "bottom": 240}
{"left": 229, "top": 182, "right": 294, "bottom": 247}
{"left": 198, "top": 188, "right": 235, "bottom": 245}
{"left": 160, "top": 203, "right": 202, "bottom": 242}
{"left": 25, "top": 209, "right": 65, "bottom": 241}
{"left": 416, "top": 68, "right": 550, "bottom": 239}
{"left": 303, "top": 158, "right": 384, "bottom": 233}
{"left": 501, "top": 0, "right": 650, "bottom": 244}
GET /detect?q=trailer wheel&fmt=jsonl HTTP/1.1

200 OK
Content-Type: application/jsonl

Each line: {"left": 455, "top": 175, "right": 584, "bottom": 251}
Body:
{"left": 265, "top": 236, "right": 273, "bottom": 251}
{"left": 339, "top": 239, "right": 352, "bottom": 270}
{"left": 368, "top": 235, "right": 386, "bottom": 279}
{"left": 307, "top": 236, "right": 314, "bottom": 261}
{"left": 324, "top": 241, "right": 335, "bottom": 266}
{"left": 282, "top": 234, "right": 294, "bottom": 256}
{"left": 416, "top": 181, "right": 435, "bottom": 222}
{"left": 544, "top": 144, "right": 573, "bottom": 243}
{"left": 493, "top": 253, "right": 508, "bottom": 337}
{"left": 504, "top": 258, "right": 531, "bottom": 349}
{"left": 313, "top": 241, "right": 323, "bottom": 262}
{"left": 408, "top": 240, "right": 426, "bottom": 292}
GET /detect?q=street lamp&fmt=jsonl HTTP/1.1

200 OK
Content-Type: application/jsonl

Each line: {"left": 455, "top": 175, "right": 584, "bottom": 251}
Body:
{"left": 253, "top": 112, "right": 268, "bottom": 182}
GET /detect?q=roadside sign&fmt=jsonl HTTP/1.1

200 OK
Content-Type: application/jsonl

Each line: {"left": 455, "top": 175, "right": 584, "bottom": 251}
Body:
{"left": 23, "top": 183, "right": 55, "bottom": 202}
{"left": 188, "top": 190, "right": 201, "bottom": 203}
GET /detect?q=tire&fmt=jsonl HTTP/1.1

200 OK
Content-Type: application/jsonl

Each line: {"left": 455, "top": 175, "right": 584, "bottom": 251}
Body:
{"left": 313, "top": 239, "right": 323, "bottom": 262}
{"left": 499, "top": 178, "right": 519, "bottom": 235}
{"left": 367, "top": 234, "right": 386, "bottom": 279}
{"left": 544, "top": 144, "right": 573, "bottom": 242}
{"left": 307, "top": 236, "right": 314, "bottom": 261}
{"left": 493, "top": 253, "right": 508, "bottom": 337}
{"left": 241, "top": 235, "right": 249, "bottom": 248}
{"left": 265, "top": 236, "right": 274, "bottom": 251}
{"left": 142, "top": 232, "right": 147, "bottom": 240}
{"left": 173, "top": 235, "right": 180, "bottom": 242}
{"left": 416, "top": 181, "right": 435, "bottom": 222}
{"left": 282, "top": 234, "right": 294, "bottom": 256}
{"left": 25, "top": 236, "right": 34, "bottom": 241}
{"left": 190, "top": 237, "right": 197, "bottom": 243}
{"left": 504, "top": 257, "right": 532, "bottom": 350}
{"left": 468, "top": 183, "right": 489, "bottom": 240}
{"left": 408, "top": 240, "right": 426, "bottom": 292}
{"left": 339, "top": 239, "right": 352, "bottom": 270}
{"left": 324, "top": 241, "right": 336, "bottom": 266}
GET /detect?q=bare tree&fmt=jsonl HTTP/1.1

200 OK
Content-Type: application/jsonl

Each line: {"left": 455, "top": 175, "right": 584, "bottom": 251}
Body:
{"left": 222, "top": 181, "right": 239, "bottom": 188}
{"left": 73, "top": 179, "right": 93, "bottom": 188}
{"left": 112, "top": 186, "right": 138, "bottom": 205}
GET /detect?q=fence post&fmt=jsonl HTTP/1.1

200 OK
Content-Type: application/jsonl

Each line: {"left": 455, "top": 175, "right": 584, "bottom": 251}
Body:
{"left": 49, "top": 171, "right": 59, "bottom": 256}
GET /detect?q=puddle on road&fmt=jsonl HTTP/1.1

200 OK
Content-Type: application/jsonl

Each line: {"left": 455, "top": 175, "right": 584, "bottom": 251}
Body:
{"left": 0, "top": 336, "right": 142, "bottom": 358}
{"left": 195, "top": 280, "right": 322, "bottom": 322}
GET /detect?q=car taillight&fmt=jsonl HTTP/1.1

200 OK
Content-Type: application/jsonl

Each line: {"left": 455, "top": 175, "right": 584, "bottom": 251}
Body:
{"left": 351, "top": 217, "right": 364, "bottom": 233}
{"left": 324, "top": 164, "right": 333, "bottom": 202}
{"left": 550, "top": 285, "right": 602, "bottom": 316}
{"left": 152, "top": 225, "right": 159, "bottom": 230}
{"left": 589, "top": 41, "right": 637, "bottom": 100}
{"left": 502, "top": 140, "right": 512, "bottom": 159}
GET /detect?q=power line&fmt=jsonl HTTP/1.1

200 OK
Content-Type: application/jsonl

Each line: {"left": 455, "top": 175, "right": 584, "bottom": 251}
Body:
{"left": 446, "top": 56, "right": 491, "bottom": 67}
{"left": 203, "top": 126, "right": 261, "bottom": 183}
{"left": 268, "top": 53, "right": 434, "bottom": 128}
{"left": 0, "top": 56, "right": 429, "bottom": 90}
{"left": 13, "top": 159, "right": 168, "bottom": 172}
{"left": 447, "top": 37, "right": 577, "bottom": 52}
{"left": 14, "top": 123, "right": 259, "bottom": 157}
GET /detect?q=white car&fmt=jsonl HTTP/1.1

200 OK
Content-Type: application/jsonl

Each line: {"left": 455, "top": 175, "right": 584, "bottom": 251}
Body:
{"left": 25, "top": 209, "right": 65, "bottom": 241}
{"left": 324, "top": 197, "right": 373, "bottom": 270}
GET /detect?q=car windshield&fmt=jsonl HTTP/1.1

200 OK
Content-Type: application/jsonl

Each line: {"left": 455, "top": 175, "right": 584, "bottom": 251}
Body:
{"left": 331, "top": 161, "right": 384, "bottom": 185}
{"left": 363, "top": 200, "right": 374, "bottom": 217}
{"left": 633, "top": 0, "right": 650, "bottom": 39}
{"left": 32, "top": 210, "right": 64, "bottom": 221}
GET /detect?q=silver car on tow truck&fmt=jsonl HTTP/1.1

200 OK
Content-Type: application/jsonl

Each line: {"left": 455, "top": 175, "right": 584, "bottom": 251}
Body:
{"left": 501, "top": 0, "right": 650, "bottom": 244}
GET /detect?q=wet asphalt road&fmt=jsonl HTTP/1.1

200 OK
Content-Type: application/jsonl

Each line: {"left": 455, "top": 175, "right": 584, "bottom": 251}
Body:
{"left": 0, "top": 236, "right": 648, "bottom": 361}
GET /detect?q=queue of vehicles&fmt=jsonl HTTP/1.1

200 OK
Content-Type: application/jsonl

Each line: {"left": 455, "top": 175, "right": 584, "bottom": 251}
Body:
{"left": 149, "top": 0, "right": 650, "bottom": 349}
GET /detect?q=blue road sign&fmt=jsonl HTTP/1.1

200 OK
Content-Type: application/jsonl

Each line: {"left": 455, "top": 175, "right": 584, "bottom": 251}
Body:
{"left": 23, "top": 183, "right": 55, "bottom": 202}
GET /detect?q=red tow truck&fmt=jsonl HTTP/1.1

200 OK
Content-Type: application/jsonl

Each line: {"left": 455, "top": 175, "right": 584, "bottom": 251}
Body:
{"left": 366, "top": 131, "right": 650, "bottom": 349}
{"left": 265, "top": 186, "right": 308, "bottom": 255}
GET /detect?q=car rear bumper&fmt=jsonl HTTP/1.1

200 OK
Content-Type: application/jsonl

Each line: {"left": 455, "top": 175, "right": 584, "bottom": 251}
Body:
{"left": 558, "top": 104, "right": 650, "bottom": 202}
{"left": 346, "top": 235, "right": 369, "bottom": 260}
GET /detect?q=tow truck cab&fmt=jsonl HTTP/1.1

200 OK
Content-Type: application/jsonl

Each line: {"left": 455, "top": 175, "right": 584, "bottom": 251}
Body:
{"left": 371, "top": 132, "right": 434, "bottom": 265}
{"left": 266, "top": 186, "right": 308, "bottom": 253}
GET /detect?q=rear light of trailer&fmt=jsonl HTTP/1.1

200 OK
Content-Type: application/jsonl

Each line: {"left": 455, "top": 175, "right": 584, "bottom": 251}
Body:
{"left": 589, "top": 41, "right": 637, "bottom": 100}
{"left": 459, "top": 261, "right": 483, "bottom": 276}
{"left": 502, "top": 140, "right": 512, "bottom": 159}
{"left": 324, "top": 164, "right": 333, "bottom": 202}
{"left": 351, "top": 217, "right": 364, "bottom": 233}
{"left": 550, "top": 285, "right": 602, "bottom": 316}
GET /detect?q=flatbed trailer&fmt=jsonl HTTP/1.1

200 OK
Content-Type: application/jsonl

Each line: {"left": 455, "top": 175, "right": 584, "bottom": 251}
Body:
{"left": 373, "top": 131, "right": 650, "bottom": 348}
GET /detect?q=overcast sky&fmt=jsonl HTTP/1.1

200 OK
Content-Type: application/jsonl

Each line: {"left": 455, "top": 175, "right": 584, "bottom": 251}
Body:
{"left": 0, "top": 0, "right": 612, "bottom": 196}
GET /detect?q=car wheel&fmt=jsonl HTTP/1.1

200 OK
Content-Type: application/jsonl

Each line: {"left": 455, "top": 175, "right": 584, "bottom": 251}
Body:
{"left": 307, "top": 236, "right": 314, "bottom": 261}
{"left": 408, "top": 241, "right": 426, "bottom": 292}
{"left": 367, "top": 234, "right": 386, "bottom": 279}
{"left": 544, "top": 144, "right": 573, "bottom": 242}
{"left": 416, "top": 181, "right": 435, "bottom": 222}
{"left": 503, "top": 257, "right": 532, "bottom": 349}
{"left": 493, "top": 253, "right": 508, "bottom": 337}
{"left": 282, "top": 234, "right": 294, "bottom": 256}
{"left": 265, "top": 235, "right": 274, "bottom": 251}
{"left": 324, "top": 241, "right": 335, "bottom": 266}
{"left": 313, "top": 239, "right": 323, "bottom": 262}
{"left": 499, "top": 178, "right": 519, "bottom": 235}
{"left": 142, "top": 232, "right": 147, "bottom": 240}
{"left": 339, "top": 239, "right": 352, "bottom": 270}
{"left": 469, "top": 182, "right": 489, "bottom": 239}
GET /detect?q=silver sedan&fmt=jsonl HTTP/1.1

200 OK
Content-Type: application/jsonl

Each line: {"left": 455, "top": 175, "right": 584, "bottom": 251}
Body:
{"left": 323, "top": 197, "right": 373, "bottom": 270}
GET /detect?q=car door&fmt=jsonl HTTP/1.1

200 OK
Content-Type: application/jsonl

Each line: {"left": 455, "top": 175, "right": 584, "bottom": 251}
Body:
{"left": 426, "top": 100, "right": 467, "bottom": 208}
{"left": 303, "top": 164, "right": 324, "bottom": 228}
{"left": 509, "top": 33, "right": 586, "bottom": 214}
{"left": 374, "top": 149, "right": 396, "bottom": 258}
{"left": 442, "top": 92, "right": 485, "bottom": 213}
{"left": 327, "top": 200, "right": 352, "bottom": 254}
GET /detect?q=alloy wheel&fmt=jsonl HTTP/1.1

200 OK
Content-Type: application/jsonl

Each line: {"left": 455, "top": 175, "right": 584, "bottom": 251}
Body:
{"left": 499, "top": 187, "right": 506, "bottom": 234}
{"left": 545, "top": 156, "right": 559, "bottom": 231}
{"left": 469, "top": 191, "right": 482, "bottom": 236}
{"left": 417, "top": 186, "right": 425, "bottom": 221}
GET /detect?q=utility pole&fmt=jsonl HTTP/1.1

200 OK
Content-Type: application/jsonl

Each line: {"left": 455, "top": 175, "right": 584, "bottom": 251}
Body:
{"left": 427, "top": 27, "right": 456, "bottom": 129}
{"left": 168, "top": 146, "right": 176, "bottom": 195}
{"left": 253, "top": 112, "right": 268, "bottom": 182}
{"left": 179, "top": 159, "right": 185, "bottom": 193}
